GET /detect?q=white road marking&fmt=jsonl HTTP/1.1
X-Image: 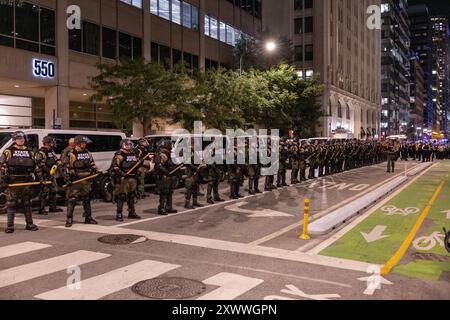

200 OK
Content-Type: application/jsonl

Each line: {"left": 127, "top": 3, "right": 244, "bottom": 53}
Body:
{"left": 358, "top": 276, "right": 393, "bottom": 296}
{"left": 35, "top": 260, "right": 180, "bottom": 300}
{"left": 0, "top": 242, "right": 52, "bottom": 259}
{"left": 54, "top": 224, "right": 377, "bottom": 273}
{"left": 252, "top": 164, "right": 419, "bottom": 247}
{"left": 361, "top": 226, "right": 389, "bottom": 243}
{"left": 224, "top": 202, "right": 293, "bottom": 218}
{"left": 198, "top": 273, "right": 264, "bottom": 300}
{"left": 0, "top": 250, "right": 110, "bottom": 289}
{"left": 442, "top": 210, "right": 450, "bottom": 219}
{"left": 280, "top": 284, "right": 341, "bottom": 300}
{"left": 307, "top": 163, "right": 436, "bottom": 255}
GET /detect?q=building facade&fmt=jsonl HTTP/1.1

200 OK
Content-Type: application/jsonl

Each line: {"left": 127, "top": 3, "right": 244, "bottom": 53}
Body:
{"left": 409, "top": 54, "right": 424, "bottom": 138}
{"left": 431, "top": 16, "right": 450, "bottom": 133}
{"left": 262, "top": 0, "right": 382, "bottom": 139}
{"left": 380, "top": 0, "right": 410, "bottom": 137}
{"left": 408, "top": 4, "right": 434, "bottom": 132}
{"left": 0, "top": 0, "right": 262, "bottom": 135}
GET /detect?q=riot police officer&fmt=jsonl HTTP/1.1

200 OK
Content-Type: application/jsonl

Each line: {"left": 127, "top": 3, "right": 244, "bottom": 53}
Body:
{"left": 0, "top": 131, "right": 40, "bottom": 233}
{"left": 61, "top": 135, "right": 99, "bottom": 227}
{"left": 290, "top": 139, "right": 300, "bottom": 184}
{"left": 277, "top": 139, "right": 289, "bottom": 187}
{"left": 154, "top": 139, "right": 178, "bottom": 215}
{"left": 246, "top": 139, "right": 262, "bottom": 194}
{"left": 111, "top": 139, "right": 142, "bottom": 222}
{"left": 36, "top": 136, "right": 63, "bottom": 215}
{"left": 135, "top": 138, "right": 152, "bottom": 199}
{"left": 184, "top": 143, "right": 205, "bottom": 209}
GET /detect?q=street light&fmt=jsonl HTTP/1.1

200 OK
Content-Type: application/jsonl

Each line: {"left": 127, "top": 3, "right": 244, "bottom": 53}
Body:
{"left": 265, "top": 41, "right": 277, "bottom": 52}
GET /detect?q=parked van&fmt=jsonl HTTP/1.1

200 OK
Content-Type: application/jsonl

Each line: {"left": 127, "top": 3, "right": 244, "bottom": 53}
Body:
{"left": 0, "top": 129, "right": 126, "bottom": 201}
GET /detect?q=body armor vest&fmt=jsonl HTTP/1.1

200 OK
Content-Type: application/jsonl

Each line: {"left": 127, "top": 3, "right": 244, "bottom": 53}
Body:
{"left": 72, "top": 149, "right": 92, "bottom": 175}
{"left": 7, "top": 146, "right": 35, "bottom": 176}
{"left": 117, "top": 150, "right": 139, "bottom": 172}
{"left": 40, "top": 147, "right": 58, "bottom": 168}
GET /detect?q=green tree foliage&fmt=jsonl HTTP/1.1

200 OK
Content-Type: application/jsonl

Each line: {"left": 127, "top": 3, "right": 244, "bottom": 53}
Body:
{"left": 90, "top": 59, "right": 188, "bottom": 135}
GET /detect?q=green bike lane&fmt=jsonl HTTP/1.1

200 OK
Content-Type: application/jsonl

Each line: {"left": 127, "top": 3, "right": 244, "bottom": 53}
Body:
{"left": 319, "top": 161, "right": 450, "bottom": 281}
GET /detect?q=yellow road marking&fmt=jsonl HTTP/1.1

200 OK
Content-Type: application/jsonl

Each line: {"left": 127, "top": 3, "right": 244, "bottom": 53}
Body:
{"left": 380, "top": 179, "right": 446, "bottom": 275}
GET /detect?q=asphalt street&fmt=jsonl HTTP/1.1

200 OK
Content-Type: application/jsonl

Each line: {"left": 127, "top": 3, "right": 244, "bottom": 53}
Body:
{"left": 0, "top": 160, "right": 449, "bottom": 300}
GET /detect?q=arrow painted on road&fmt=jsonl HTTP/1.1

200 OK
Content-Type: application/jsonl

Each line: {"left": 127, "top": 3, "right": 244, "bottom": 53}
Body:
{"left": 224, "top": 202, "right": 293, "bottom": 218}
{"left": 358, "top": 276, "right": 393, "bottom": 295}
{"left": 441, "top": 210, "right": 450, "bottom": 219}
{"left": 361, "top": 226, "right": 389, "bottom": 243}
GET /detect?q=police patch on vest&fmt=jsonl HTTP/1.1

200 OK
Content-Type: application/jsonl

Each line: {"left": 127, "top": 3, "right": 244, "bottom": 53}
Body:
{"left": 77, "top": 153, "right": 90, "bottom": 160}
{"left": 13, "top": 150, "right": 31, "bottom": 158}
{"left": 126, "top": 156, "right": 138, "bottom": 162}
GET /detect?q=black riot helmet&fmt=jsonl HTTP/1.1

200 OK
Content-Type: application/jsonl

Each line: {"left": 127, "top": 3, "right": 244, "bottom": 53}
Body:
{"left": 138, "top": 138, "right": 149, "bottom": 148}
{"left": 43, "top": 136, "right": 56, "bottom": 147}
{"left": 74, "top": 135, "right": 92, "bottom": 145}
{"left": 120, "top": 139, "right": 134, "bottom": 150}
{"left": 12, "top": 131, "right": 26, "bottom": 140}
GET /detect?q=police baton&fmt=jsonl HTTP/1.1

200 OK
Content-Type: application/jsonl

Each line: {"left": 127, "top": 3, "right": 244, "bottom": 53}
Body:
{"left": 63, "top": 173, "right": 103, "bottom": 188}
{"left": 125, "top": 153, "right": 153, "bottom": 177}
{"left": 8, "top": 181, "right": 53, "bottom": 188}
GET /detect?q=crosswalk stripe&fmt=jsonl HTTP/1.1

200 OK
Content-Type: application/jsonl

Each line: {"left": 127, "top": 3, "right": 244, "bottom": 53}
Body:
{"left": 198, "top": 273, "right": 264, "bottom": 300}
{"left": 0, "top": 250, "right": 110, "bottom": 289}
{"left": 0, "top": 242, "right": 52, "bottom": 259}
{"left": 35, "top": 260, "right": 180, "bottom": 300}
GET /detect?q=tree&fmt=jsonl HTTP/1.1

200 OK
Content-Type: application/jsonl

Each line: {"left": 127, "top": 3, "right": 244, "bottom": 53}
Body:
{"left": 90, "top": 59, "right": 188, "bottom": 135}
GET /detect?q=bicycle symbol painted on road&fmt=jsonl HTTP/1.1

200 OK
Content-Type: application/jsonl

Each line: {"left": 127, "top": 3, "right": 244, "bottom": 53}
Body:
{"left": 413, "top": 232, "right": 445, "bottom": 251}
{"left": 381, "top": 205, "right": 419, "bottom": 217}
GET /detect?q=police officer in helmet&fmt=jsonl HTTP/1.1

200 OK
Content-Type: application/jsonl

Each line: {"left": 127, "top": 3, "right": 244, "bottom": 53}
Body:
{"left": 111, "top": 139, "right": 142, "bottom": 221}
{"left": 0, "top": 131, "right": 40, "bottom": 233}
{"left": 36, "top": 136, "right": 63, "bottom": 215}
{"left": 61, "top": 135, "right": 99, "bottom": 227}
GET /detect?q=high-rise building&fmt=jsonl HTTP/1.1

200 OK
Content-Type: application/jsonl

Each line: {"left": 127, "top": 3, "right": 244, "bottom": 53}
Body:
{"left": 0, "top": 0, "right": 262, "bottom": 134}
{"left": 262, "top": 0, "right": 382, "bottom": 139}
{"left": 409, "top": 54, "right": 425, "bottom": 138}
{"left": 431, "top": 16, "right": 450, "bottom": 133}
{"left": 380, "top": 0, "right": 410, "bottom": 137}
{"left": 408, "top": 4, "right": 434, "bottom": 132}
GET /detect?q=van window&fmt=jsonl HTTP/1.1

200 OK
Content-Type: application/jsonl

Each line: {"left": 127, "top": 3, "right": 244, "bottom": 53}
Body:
{"left": 0, "top": 133, "right": 12, "bottom": 149}
{"left": 26, "top": 135, "right": 39, "bottom": 152}
{"left": 49, "top": 134, "right": 123, "bottom": 154}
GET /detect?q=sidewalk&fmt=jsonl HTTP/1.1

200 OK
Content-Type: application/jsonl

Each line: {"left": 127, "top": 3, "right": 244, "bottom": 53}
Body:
{"left": 318, "top": 161, "right": 450, "bottom": 281}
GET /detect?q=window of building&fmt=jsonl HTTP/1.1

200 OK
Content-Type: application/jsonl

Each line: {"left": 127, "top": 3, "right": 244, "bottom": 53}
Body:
{"left": 119, "top": 32, "right": 132, "bottom": 59}
{"left": 83, "top": 21, "right": 100, "bottom": 55}
{"left": 294, "top": 0, "right": 302, "bottom": 11}
{"left": 338, "top": 101, "right": 343, "bottom": 118}
{"left": 102, "top": 27, "right": 117, "bottom": 59}
{"left": 172, "top": 0, "right": 181, "bottom": 24}
{"left": 294, "top": 18, "right": 303, "bottom": 34}
{"left": 173, "top": 48, "right": 182, "bottom": 65}
{"left": 294, "top": 45, "right": 303, "bottom": 61}
{"left": 204, "top": 15, "right": 210, "bottom": 37}
{"left": 120, "top": 0, "right": 142, "bottom": 8}
{"left": 219, "top": 21, "right": 226, "bottom": 43}
{"left": 346, "top": 104, "right": 350, "bottom": 119}
{"left": 210, "top": 17, "right": 218, "bottom": 39}
{"left": 305, "top": 16, "right": 314, "bottom": 33}
{"left": 159, "top": 0, "right": 170, "bottom": 20}
{"left": 0, "top": 1, "right": 56, "bottom": 55}
{"left": 305, "top": 44, "right": 313, "bottom": 61}
{"left": 305, "top": 0, "right": 313, "bottom": 9}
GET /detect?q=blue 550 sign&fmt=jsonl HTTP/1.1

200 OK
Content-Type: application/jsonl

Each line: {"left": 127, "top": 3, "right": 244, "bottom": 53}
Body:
{"left": 33, "top": 59, "right": 56, "bottom": 79}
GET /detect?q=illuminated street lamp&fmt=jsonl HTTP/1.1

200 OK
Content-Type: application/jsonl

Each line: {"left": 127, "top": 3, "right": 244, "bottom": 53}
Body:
{"left": 265, "top": 41, "right": 277, "bottom": 52}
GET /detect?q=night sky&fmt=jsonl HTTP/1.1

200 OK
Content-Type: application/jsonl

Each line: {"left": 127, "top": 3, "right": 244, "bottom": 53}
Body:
{"left": 408, "top": 0, "right": 450, "bottom": 20}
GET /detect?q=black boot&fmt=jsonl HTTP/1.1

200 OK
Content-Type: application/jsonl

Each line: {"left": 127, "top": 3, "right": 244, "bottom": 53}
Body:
{"left": 192, "top": 197, "right": 204, "bottom": 208}
{"left": 214, "top": 195, "right": 225, "bottom": 202}
{"left": 127, "top": 198, "right": 141, "bottom": 219}
{"left": 65, "top": 199, "right": 76, "bottom": 228}
{"left": 116, "top": 198, "right": 124, "bottom": 222}
{"left": 166, "top": 192, "right": 177, "bottom": 214}
{"left": 5, "top": 202, "right": 15, "bottom": 234}
{"left": 24, "top": 202, "right": 38, "bottom": 231}
{"left": 49, "top": 193, "right": 63, "bottom": 213}
{"left": 83, "top": 199, "right": 98, "bottom": 225}
{"left": 38, "top": 197, "right": 48, "bottom": 216}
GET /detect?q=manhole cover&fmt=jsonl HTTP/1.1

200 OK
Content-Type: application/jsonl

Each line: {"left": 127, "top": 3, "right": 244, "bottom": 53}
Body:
{"left": 412, "top": 253, "right": 450, "bottom": 262}
{"left": 98, "top": 234, "right": 147, "bottom": 245}
{"left": 132, "top": 277, "right": 206, "bottom": 299}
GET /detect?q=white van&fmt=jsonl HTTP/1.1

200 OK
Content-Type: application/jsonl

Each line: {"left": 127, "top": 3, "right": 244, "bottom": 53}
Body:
{"left": 0, "top": 129, "right": 126, "bottom": 200}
